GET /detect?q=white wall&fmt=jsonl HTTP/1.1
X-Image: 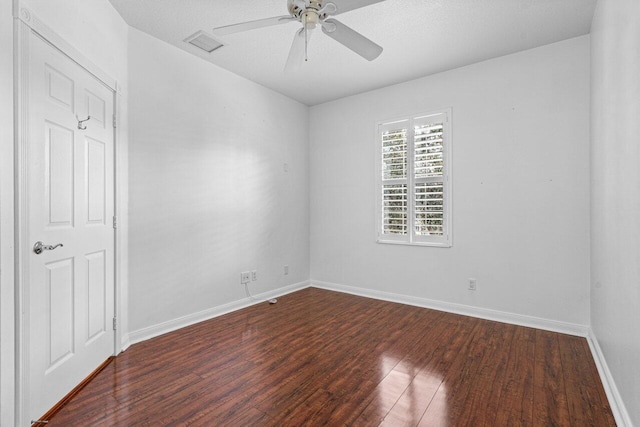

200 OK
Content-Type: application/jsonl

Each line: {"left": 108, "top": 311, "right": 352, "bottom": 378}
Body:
{"left": 310, "top": 36, "right": 591, "bottom": 326}
{"left": 127, "top": 29, "right": 310, "bottom": 333}
{"left": 590, "top": 0, "right": 640, "bottom": 425}
{"left": 1, "top": 1, "right": 128, "bottom": 425}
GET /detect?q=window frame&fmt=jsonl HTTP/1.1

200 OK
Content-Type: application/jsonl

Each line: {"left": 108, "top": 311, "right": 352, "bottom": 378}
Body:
{"left": 375, "top": 108, "right": 452, "bottom": 248}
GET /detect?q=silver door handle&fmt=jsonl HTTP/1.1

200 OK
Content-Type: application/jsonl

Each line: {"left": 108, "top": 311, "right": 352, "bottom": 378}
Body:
{"left": 33, "top": 241, "right": 63, "bottom": 255}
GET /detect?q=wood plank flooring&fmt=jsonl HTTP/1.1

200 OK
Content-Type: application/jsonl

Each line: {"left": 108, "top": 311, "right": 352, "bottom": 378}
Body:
{"left": 46, "top": 288, "right": 615, "bottom": 426}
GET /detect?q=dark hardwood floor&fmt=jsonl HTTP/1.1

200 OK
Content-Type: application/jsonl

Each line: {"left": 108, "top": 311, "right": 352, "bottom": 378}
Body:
{"left": 46, "top": 287, "right": 615, "bottom": 426}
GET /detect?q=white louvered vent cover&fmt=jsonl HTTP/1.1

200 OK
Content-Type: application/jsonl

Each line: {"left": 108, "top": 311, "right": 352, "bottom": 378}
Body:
{"left": 184, "top": 31, "right": 224, "bottom": 53}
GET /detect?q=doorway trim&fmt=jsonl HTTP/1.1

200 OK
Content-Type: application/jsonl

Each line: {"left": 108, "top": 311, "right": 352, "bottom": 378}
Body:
{"left": 13, "top": 4, "right": 125, "bottom": 425}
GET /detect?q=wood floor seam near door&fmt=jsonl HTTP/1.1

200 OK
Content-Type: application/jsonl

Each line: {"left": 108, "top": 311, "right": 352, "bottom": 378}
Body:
{"left": 557, "top": 333, "right": 573, "bottom": 424}
{"left": 34, "top": 356, "right": 115, "bottom": 423}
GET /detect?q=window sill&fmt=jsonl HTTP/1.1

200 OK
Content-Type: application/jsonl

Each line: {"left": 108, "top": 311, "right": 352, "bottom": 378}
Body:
{"left": 376, "top": 239, "right": 452, "bottom": 248}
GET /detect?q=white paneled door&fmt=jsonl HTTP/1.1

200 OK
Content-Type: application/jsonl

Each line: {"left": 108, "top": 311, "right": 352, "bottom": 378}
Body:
{"left": 27, "top": 33, "right": 115, "bottom": 421}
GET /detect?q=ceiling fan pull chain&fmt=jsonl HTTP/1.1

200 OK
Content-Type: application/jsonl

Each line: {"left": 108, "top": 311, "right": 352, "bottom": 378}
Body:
{"left": 305, "top": 22, "right": 309, "bottom": 61}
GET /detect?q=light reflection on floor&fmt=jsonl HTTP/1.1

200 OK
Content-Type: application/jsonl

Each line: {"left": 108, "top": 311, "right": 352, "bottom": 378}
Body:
{"left": 377, "top": 354, "right": 448, "bottom": 426}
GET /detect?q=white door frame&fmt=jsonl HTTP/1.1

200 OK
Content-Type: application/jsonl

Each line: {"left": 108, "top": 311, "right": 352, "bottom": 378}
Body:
{"left": 13, "top": 5, "right": 124, "bottom": 425}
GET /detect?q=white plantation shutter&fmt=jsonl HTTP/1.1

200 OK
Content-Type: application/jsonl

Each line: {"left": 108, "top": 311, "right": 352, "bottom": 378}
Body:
{"left": 413, "top": 114, "right": 446, "bottom": 241}
{"left": 414, "top": 121, "right": 444, "bottom": 179}
{"left": 382, "top": 184, "right": 407, "bottom": 235}
{"left": 381, "top": 126, "right": 407, "bottom": 180}
{"left": 415, "top": 182, "right": 444, "bottom": 236}
{"left": 377, "top": 110, "right": 451, "bottom": 246}
{"left": 380, "top": 120, "right": 409, "bottom": 241}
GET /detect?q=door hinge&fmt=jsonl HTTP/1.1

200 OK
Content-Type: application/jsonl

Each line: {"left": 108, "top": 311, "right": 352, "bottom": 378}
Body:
{"left": 112, "top": 215, "right": 117, "bottom": 229}
{"left": 112, "top": 317, "right": 117, "bottom": 331}
{"left": 112, "top": 115, "right": 117, "bottom": 128}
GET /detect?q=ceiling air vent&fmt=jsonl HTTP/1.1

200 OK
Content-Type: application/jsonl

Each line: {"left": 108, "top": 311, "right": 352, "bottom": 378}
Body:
{"left": 184, "top": 30, "right": 224, "bottom": 53}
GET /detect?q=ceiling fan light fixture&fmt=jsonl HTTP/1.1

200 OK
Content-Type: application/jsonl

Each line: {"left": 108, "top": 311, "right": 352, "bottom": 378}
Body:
{"left": 303, "top": 11, "right": 319, "bottom": 30}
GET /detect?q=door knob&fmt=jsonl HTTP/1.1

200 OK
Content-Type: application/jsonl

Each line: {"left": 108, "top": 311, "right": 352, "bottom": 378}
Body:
{"left": 33, "top": 241, "right": 63, "bottom": 255}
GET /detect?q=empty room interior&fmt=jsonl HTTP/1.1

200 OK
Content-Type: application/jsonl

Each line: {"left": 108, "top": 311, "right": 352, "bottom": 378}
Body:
{"left": 1, "top": 0, "right": 639, "bottom": 425}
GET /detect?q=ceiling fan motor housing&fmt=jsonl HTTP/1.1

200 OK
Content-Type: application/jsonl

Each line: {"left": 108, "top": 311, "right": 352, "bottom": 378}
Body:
{"left": 289, "top": 0, "right": 326, "bottom": 21}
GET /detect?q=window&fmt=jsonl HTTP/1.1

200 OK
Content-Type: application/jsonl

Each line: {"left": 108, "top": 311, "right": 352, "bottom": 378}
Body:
{"left": 376, "top": 109, "right": 451, "bottom": 247}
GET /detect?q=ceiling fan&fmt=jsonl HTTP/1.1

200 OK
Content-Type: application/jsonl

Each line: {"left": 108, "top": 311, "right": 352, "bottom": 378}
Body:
{"left": 212, "top": 0, "right": 385, "bottom": 71}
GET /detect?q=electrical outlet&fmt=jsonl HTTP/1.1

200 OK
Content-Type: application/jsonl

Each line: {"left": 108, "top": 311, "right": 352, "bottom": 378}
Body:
{"left": 284, "top": 265, "right": 289, "bottom": 275}
{"left": 240, "top": 271, "right": 250, "bottom": 284}
{"left": 251, "top": 270, "right": 257, "bottom": 281}
{"left": 468, "top": 278, "right": 477, "bottom": 291}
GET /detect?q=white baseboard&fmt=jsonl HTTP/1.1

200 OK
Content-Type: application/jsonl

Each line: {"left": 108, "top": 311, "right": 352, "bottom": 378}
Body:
{"left": 120, "top": 334, "right": 131, "bottom": 353}
{"left": 586, "top": 329, "right": 633, "bottom": 427}
{"left": 310, "top": 280, "right": 589, "bottom": 337}
{"left": 127, "top": 280, "right": 309, "bottom": 346}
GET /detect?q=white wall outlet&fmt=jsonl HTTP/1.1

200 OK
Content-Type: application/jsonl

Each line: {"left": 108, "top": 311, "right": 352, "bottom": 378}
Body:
{"left": 240, "top": 271, "right": 251, "bottom": 284}
{"left": 251, "top": 270, "right": 257, "bottom": 281}
{"left": 284, "top": 265, "right": 289, "bottom": 275}
{"left": 468, "top": 278, "right": 477, "bottom": 291}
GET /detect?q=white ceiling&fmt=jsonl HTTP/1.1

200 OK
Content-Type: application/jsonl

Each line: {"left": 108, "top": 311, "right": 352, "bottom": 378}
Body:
{"left": 108, "top": 0, "right": 596, "bottom": 106}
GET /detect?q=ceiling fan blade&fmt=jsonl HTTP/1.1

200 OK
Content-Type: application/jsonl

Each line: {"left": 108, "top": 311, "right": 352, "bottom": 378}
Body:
{"left": 321, "top": 18, "right": 382, "bottom": 61}
{"left": 324, "top": 0, "right": 385, "bottom": 15}
{"left": 285, "top": 28, "right": 309, "bottom": 72}
{"left": 213, "top": 15, "right": 295, "bottom": 36}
